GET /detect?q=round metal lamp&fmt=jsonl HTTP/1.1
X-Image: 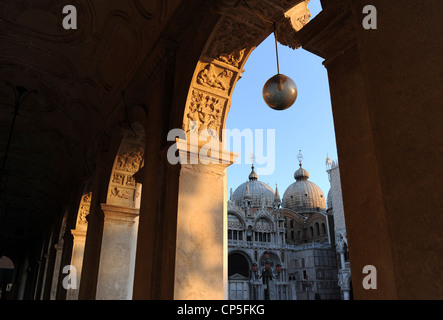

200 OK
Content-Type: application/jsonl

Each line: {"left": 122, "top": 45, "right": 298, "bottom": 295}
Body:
{"left": 262, "top": 23, "right": 297, "bottom": 111}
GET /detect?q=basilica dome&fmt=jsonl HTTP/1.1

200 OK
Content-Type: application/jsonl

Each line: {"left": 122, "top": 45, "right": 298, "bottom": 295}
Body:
{"left": 231, "top": 165, "right": 275, "bottom": 208}
{"left": 282, "top": 163, "right": 326, "bottom": 213}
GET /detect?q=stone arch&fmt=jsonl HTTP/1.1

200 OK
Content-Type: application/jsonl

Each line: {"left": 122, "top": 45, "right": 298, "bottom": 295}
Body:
{"left": 148, "top": 0, "right": 312, "bottom": 300}
{"left": 228, "top": 210, "right": 246, "bottom": 229}
{"left": 179, "top": 0, "right": 312, "bottom": 145}
{"left": 228, "top": 250, "right": 253, "bottom": 277}
{"left": 254, "top": 215, "right": 274, "bottom": 231}
{"left": 259, "top": 251, "right": 281, "bottom": 268}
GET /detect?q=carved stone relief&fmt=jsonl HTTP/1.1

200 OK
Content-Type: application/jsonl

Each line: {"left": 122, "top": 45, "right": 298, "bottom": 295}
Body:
{"left": 275, "top": 0, "right": 311, "bottom": 49}
{"left": 107, "top": 135, "right": 145, "bottom": 207}
{"left": 77, "top": 192, "right": 92, "bottom": 226}
{"left": 109, "top": 186, "right": 133, "bottom": 200}
{"left": 182, "top": 1, "right": 311, "bottom": 146}
{"left": 205, "top": 16, "right": 262, "bottom": 68}
{"left": 184, "top": 89, "right": 226, "bottom": 139}
{"left": 114, "top": 146, "right": 144, "bottom": 173}
{"left": 196, "top": 63, "right": 235, "bottom": 94}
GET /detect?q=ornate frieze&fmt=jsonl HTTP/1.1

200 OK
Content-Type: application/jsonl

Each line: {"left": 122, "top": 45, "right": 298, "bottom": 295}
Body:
{"left": 77, "top": 192, "right": 92, "bottom": 226}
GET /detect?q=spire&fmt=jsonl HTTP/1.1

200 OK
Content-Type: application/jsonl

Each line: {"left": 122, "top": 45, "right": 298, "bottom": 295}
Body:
{"left": 244, "top": 181, "right": 251, "bottom": 199}
{"left": 325, "top": 153, "right": 332, "bottom": 170}
{"left": 274, "top": 184, "right": 281, "bottom": 204}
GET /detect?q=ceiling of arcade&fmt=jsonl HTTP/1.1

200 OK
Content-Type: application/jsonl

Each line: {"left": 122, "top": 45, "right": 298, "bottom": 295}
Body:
{"left": 0, "top": 0, "right": 310, "bottom": 252}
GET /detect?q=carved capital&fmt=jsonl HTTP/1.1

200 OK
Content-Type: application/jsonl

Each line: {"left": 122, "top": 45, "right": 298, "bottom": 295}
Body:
{"left": 275, "top": 0, "right": 311, "bottom": 49}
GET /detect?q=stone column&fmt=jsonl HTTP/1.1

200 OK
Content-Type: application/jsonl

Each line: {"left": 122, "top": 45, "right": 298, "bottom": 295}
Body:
{"left": 296, "top": 0, "right": 398, "bottom": 299}
{"left": 66, "top": 191, "right": 91, "bottom": 300}
{"left": 95, "top": 204, "right": 139, "bottom": 300}
{"left": 66, "top": 229, "right": 86, "bottom": 300}
{"left": 50, "top": 242, "right": 64, "bottom": 300}
{"left": 173, "top": 138, "right": 238, "bottom": 299}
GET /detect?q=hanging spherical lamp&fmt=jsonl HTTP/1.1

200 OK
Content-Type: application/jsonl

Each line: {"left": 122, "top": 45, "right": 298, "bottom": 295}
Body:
{"left": 262, "top": 23, "right": 297, "bottom": 111}
{"left": 263, "top": 73, "right": 297, "bottom": 110}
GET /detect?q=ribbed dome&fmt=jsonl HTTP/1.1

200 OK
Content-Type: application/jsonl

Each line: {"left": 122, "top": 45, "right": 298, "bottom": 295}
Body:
{"left": 282, "top": 164, "right": 326, "bottom": 213}
{"left": 232, "top": 165, "right": 275, "bottom": 208}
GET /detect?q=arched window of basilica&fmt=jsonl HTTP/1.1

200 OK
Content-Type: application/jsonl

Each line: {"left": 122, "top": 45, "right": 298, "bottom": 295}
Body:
{"left": 255, "top": 218, "right": 272, "bottom": 243}
{"left": 228, "top": 213, "right": 244, "bottom": 241}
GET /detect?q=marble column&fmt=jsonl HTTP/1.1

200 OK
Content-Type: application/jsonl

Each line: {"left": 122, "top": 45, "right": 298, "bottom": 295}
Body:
{"left": 66, "top": 229, "right": 86, "bottom": 300}
{"left": 95, "top": 204, "right": 139, "bottom": 300}
{"left": 173, "top": 138, "right": 238, "bottom": 299}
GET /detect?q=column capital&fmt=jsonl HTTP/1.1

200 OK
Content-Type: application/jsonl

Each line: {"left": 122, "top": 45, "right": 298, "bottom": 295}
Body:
{"left": 175, "top": 138, "right": 239, "bottom": 168}
{"left": 100, "top": 203, "right": 139, "bottom": 224}
{"left": 71, "top": 229, "right": 87, "bottom": 242}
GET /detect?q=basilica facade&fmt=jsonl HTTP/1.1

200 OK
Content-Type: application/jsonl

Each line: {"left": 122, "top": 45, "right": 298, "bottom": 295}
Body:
{"left": 227, "top": 154, "right": 350, "bottom": 300}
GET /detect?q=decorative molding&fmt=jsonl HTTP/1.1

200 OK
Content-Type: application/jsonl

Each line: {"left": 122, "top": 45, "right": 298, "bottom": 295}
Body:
{"left": 100, "top": 203, "right": 139, "bottom": 224}
{"left": 275, "top": 0, "right": 311, "bottom": 49}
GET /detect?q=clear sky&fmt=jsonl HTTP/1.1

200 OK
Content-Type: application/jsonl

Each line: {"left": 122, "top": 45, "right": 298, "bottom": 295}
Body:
{"left": 226, "top": 1, "right": 337, "bottom": 199}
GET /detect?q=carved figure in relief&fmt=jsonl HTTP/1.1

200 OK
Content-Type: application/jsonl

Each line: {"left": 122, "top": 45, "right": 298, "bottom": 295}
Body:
{"left": 112, "top": 173, "right": 125, "bottom": 185}
{"left": 82, "top": 193, "right": 91, "bottom": 204}
{"left": 206, "top": 17, "right": 259, "bottom": 68}
{"left": 110, "top": 186, "right": 132, "bottom": 200}
{"left": 185, "top": 90, "right": 224, "bottom": 138}
{"left": 78, "top": 205, "right": 90, "bottom": 224}
{"left": 197, "top": 63, "right": 233, "bottom": 91}
{"left": 125, "top": 176, "right": 136, "bottom": 187}
{"left": 115, "top": 146, "right": 144, "bottom": 173}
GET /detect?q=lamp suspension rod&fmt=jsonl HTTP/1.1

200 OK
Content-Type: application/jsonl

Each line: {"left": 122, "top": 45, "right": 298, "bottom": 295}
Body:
{"left": 273, "top": 22, "right": 280, "bottom": 75}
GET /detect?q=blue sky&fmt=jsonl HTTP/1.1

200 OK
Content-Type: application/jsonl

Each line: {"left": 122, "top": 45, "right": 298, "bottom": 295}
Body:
{"left": 226, "top": 1, "right": 337, "bottom": 198}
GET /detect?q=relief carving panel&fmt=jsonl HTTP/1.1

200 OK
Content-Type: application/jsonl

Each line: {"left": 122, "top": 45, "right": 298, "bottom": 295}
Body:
{"left": 196, "top": 63, "right": 235, "bottom": 94}
{"left": 205, "top": 16, "right": 262, "bottom": 68}
{"left": 184, "top": 89, "right": 226, "bottom": 139}
{"left": 77, "top": 192, "right": 92, "bottom": 226}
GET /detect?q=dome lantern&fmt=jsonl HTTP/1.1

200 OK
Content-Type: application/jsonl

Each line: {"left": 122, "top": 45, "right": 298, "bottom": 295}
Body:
{"left": 249, "top": 164, "right": 258, "bottom": 181}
